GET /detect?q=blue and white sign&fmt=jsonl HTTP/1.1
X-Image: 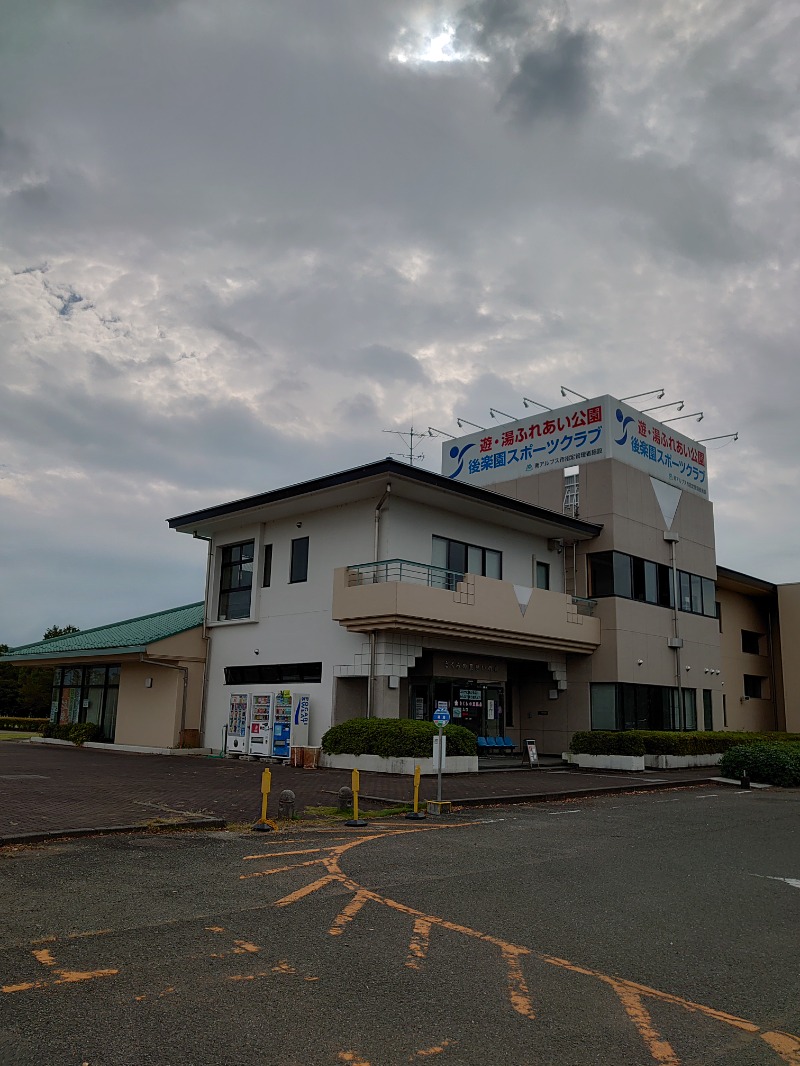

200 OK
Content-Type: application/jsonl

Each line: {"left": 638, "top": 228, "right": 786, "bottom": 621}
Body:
{"left": 432, "top": 708, "right": 450, "bottom": 726}
{"left": 441, "top": 395, "right": 708, "bottom": 498}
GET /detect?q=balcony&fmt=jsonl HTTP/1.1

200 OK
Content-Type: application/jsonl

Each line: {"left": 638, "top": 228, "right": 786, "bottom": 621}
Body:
{"left": 333, "top": 559, "right": 600, "bottom": 654}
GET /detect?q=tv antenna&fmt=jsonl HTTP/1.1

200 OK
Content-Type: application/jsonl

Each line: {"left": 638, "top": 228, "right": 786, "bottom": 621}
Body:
{"left": 383, "top": 426, "right": 426, "bottom": 466}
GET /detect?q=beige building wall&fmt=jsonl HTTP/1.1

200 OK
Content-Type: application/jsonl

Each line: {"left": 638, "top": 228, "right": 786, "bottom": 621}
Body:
{"left": 114, "top": 628, "right": 206, "bottom": 748}
{"left": 716, "top": 586, "right": 779, "bottom": 732}
{"left": 776, "top": 584, "right": 800, "bottom": 732}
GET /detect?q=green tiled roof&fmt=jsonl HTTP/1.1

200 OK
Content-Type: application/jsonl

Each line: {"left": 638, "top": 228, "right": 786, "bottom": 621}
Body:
{"left": 1, "top": 603, "right": 204, "bottom": 661}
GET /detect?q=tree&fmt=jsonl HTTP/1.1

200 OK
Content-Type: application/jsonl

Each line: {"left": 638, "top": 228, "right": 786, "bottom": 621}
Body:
{"left": 43, "top": 624, "right": 80, "bottom": 640}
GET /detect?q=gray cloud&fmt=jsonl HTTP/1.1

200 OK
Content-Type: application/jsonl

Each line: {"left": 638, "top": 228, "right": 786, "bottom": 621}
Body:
{"left": 500, "top": 30, "right": 597, "bottom": 123}
{"left": 0, "top": 0, "right": 797, "bottom": 642}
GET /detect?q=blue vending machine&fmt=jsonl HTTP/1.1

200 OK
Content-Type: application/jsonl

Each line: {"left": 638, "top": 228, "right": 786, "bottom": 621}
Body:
{"left": 270, "top": 690, "right": 293, "bottom": 760}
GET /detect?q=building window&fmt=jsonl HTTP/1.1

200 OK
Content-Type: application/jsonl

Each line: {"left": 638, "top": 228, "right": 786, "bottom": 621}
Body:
{"left": 224, "top": 662, "right": 322, "bottom": 685}
{"left": 218, "top": 541, "right": 254, "bottom": 620}
{"left": 741, "top": 630, "right": 762, "bottom": 655}
{"left": 703, "top": 689, "right": 713, "bottom": 731}
{"left": 432, "top": 536, "right": 502, "bottom": 581}
{"left": 290, "top": 537, "right": 309, "bottom": 583}
{"left": 535, "top": 561, "right": 550, "bottom": 590}
{"left": 590, "top": 682, "right": 698, "bottom": 731}
{"left": 743, "top": 674, "right": 765, "bottom": 699}
{"left": 262, "top": 544, "right": 273, "bottom": 588}
{"left": 588, "top": 551, "right": 673, "bottom": 608}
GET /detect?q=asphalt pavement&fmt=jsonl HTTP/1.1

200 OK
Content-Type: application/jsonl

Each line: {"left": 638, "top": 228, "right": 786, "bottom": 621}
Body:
{"left": 1, "top": 740, "right": 714, "bottom": 843}
{"left": 2, "top": 787, "right": 799, "bottom": 1065}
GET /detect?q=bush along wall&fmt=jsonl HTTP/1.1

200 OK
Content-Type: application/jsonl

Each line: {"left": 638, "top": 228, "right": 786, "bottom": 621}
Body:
{"left": 321, "top": 718, "right": 477, "bottom": 759}
{"left": 719, "top": 743, "right": 800, "bottom": 787}
{"left": 0, "top": 716, "right": 48, "bottom": 732}
{"left": 569, "top": 730, "right": 800, "bottom": 757}
{"left": 41, "top": 722, "right": 102, "bottom": 746}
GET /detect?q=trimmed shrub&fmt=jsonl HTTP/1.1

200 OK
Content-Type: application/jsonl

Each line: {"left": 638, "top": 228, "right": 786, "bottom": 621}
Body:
{"left": 719, "top": 743, "right": 800, "bottom": 787}
{"left": 41, "top": 722, "right": 102, "bottom": 746}
{"left": 569, "top": 731, "right": 645, "bottom": 756}
{"left": 321, "top": 718, "right": 477, "bottom": 758}
{"left": 0, "top": 716, "right": 48, "bottom": 732}
{"left": 570, "top": 730, "right": 800, "bottom": 757}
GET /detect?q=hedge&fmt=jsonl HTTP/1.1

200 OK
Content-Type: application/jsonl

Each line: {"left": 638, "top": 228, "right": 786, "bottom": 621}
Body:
{"left": 41, "top": 722, "right": 102, "bottom": 746}
{"left": 0, "top": 717, "right": 48, "bottom": 732}
{"left": 719, "top": 742, "right": 800, "bottom": 787}
{"left": 569, "top": 730, "right": 800, "bottom": 757}
{"left": 321, "top": 718, "right": 477, "bottom": 759}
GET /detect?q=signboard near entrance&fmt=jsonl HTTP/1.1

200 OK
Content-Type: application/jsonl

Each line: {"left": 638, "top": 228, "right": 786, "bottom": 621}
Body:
{"left": 433, "top": 707, "right": 450, "bottom": 725}
{"left": 525, "top": 739, "right": 539, "bottom": 768}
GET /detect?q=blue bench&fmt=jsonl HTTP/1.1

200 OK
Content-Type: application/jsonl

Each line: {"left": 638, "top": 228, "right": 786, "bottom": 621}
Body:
{"left": 478, "top": 736, "right": 516, "bottom": 755}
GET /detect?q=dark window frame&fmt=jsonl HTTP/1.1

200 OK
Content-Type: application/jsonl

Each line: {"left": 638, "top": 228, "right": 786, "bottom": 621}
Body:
{"left": 432, "top": 535, "right": 503, "bottom": 580}
{"left": 743, "top": 674, "right": 765, "bottom": 699}
{"left": 741, "top": 630, "right": 762, "bottom": 655}
{"left": 262, "top": 544, "right": 273, "bottom": 588}
{"left": 289, "top": 536, "right": 309, "bottom": 583}
{"left": 224, "top": 662, "right": 322, "bottom": 685}
{"left": 218, "top": 540, "right": 255, "bottom": 620}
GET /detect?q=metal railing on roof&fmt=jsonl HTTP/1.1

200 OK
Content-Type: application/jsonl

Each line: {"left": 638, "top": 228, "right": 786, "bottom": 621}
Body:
{"left": 345, "top": 559, "right": 465, "bottom": 590}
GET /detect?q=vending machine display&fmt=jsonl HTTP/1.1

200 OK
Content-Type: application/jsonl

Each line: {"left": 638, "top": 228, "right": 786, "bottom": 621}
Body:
{"left": 248, "top": 694, "right": 273, "bottom": 757}
{"left": 226, "top": 693, "right": 250, "bottom": 754}
{"left": 270, "top": 690, "right": 293, "bottom": 760}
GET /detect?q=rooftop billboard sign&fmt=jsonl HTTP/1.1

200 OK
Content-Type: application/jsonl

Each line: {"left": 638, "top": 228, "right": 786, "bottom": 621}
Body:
{"left": 440, "top": 396, "right": 708, "bottom": 498}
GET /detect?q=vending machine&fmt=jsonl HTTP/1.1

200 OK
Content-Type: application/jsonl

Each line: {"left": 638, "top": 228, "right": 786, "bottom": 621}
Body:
{"left": 247, "top": 694, "right": 273, "bottom": 758}
{"left": 270, "top": 690, "right": 293, "bottom": 760}
{"left": 225, "top": 693, "right": 250, "bottom": 754}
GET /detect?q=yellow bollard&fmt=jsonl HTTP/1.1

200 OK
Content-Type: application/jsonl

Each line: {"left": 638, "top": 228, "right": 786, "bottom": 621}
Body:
{"left": 252, "top": 767, "right": 277, "bottom": 832}
{"left": 345, "top": 767, "right": 367, "bottom": 827}
{"left": 405, "top": 764, "right": 426, "bottom": 819}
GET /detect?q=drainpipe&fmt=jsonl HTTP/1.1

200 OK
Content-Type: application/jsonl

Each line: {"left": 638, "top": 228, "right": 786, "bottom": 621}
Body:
{"left": 665, "top": 533, "right": 683, "bottom": 727}
{"left": 193, "top": 532, "right": 213, "bottom": 745}
{"left": 140, "top": 656, "right": 189, "bottom": 747}
{"left": 368, "top": 483, "right": 391, "bottom": 719}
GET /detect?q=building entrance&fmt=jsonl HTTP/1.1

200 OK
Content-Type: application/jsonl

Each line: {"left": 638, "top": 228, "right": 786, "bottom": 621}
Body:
{"left": 409, "top": 678, "right": 507, "bottom": 738}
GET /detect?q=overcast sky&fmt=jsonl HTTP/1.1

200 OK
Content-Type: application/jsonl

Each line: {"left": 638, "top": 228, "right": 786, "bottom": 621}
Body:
{"left": 1, "top": 0, "right": 797, "bottom": 646}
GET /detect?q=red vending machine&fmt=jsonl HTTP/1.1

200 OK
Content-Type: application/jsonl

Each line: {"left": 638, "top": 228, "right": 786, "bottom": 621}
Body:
{"left": 248, "top": 694, "right": 273, "bottom": 758}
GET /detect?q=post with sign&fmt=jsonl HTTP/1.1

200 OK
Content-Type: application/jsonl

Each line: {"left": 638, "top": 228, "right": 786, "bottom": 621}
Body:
{"left": 428, "top": 707, "right": 452, "bottom": 815}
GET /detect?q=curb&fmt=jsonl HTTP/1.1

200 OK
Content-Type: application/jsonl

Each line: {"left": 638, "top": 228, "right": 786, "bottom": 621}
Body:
{"left": 0, "top": 817, "right": 227, "bottom": 847}
{"left": 422, "top": 777, "right": 716, "bottom": 808}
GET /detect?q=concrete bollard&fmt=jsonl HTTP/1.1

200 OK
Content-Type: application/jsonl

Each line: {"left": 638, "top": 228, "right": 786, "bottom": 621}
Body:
{"left": 278, "top": 789, "right": 296, "bottom": 819}
{"left": 338, "top": 786, "right": 353, "bottom": 812}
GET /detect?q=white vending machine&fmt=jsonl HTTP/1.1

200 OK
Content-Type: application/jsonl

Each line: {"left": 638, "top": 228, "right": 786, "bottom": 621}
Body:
{"left": 269, "top": 690, "right": 311, "bottom": 760}
{"left": 247, "top": 694, "right": 273, "bottom": 758}
{"left": 225, "top": 693, "right": 250, "bottom": 754}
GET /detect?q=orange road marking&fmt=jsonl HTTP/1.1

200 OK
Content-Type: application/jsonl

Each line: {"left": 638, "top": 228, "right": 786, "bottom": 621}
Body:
{"left": 406, "top": 918, "right": 431, "bottom": 971}
{"left": 240, "top": 858, "right": 323, "bottom": 880}
{"left": 244, "top": 848, "right": 322, "bottom": 860}
{"left": 761, "top": 1031, "right": 800, "bottom": 1064}
{"left": 329, "top": 891, "right": 371, "bottom": 936}
{"left": 32, "top": 949, "right": 56, "bottom": 967}
{"left": 415, "top": 1038, "right": 456, "bottom": 1057}
{"left": 608, "top": 981, "right": 680, "bottom": 1065}
{"left": 232, "top": 940, "right": 260, "bottom": 954}
{"left": 205, "top": 926, "right": 225, "bottom": 933}
{"left": 54, "top": 969, "right": 118, "bottom": 985}
{"left": 274, "top": 873, "right": 339, "bottom": 906}
{"left": 272, "top": 960, "right": 297, "bottom": 974}
{"left": 338, "top": 1052, "right": 371, "bottom": 1065}
{"left": 2, "top": 981, "right": 43, "bottom": 994}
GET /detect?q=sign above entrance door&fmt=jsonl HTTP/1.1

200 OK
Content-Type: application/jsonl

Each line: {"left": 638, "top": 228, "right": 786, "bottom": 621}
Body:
{"left": 432, "top": 655, "right": 507, "bottom": 682}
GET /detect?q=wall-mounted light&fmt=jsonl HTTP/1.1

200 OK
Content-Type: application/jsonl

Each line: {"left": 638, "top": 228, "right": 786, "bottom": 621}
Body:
{"left": 296, "top": 521, "right": 303, "bottom": 528}
{"left": 489, "top": 407, "right": 517, "bottom": 422}
{"left": 685, "top": 665, "right": 691, "bottom": 671}
{"left": 642, "top": 400, "right": 684, "bottom": 414}
{"left": 637, "top": 659, "right": 644, "bottom": 666}
{"left": 144, "top": 677, "right": 153, "bottom": 688}
{"left": 455, "top": 417, "right": 485, "bottom": 431}
{"left": 254, "top": 649, "right": 260, "bottom": 656}
{"left": 428, "top": 426, "right": 454, "bottom": 438}
{"left": 522, "top": 397, "right": 552, "bottom": 412}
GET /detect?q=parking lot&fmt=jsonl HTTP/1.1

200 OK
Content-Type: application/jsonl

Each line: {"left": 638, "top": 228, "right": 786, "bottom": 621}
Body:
{"left": 3, "top": 785, "right": 799, "bottom": 1065}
